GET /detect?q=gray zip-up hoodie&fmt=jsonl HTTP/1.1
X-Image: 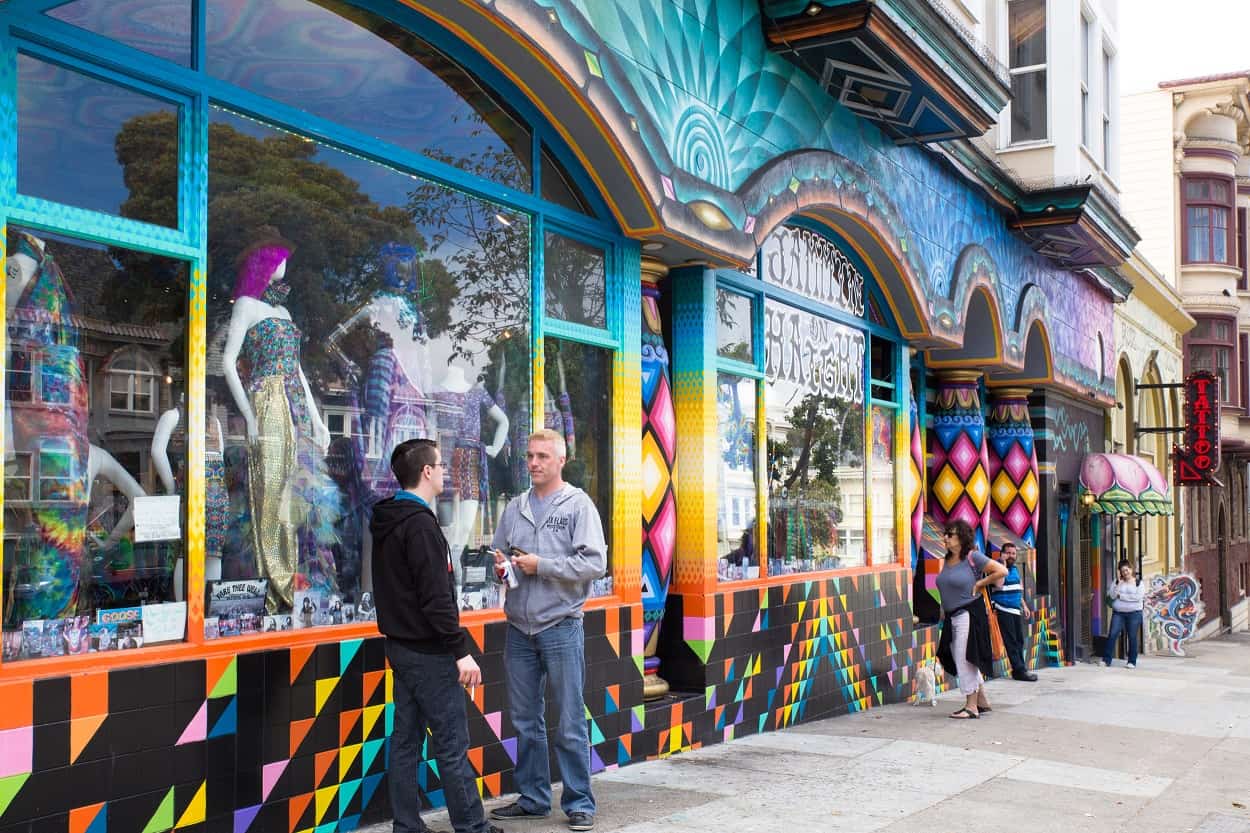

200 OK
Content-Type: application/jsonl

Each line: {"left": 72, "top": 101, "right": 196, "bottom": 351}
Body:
{"left": 491, "top": 484, "right": 607, "bottom": 635}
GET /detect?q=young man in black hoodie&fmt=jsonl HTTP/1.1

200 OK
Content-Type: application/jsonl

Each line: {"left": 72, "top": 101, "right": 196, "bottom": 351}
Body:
{"left": 371, "top": 438, "right": 501, "bottom": 833}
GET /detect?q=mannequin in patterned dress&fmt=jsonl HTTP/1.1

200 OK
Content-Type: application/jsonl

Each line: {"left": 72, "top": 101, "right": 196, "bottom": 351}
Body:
{"left": 5, "top": 232, "right": 146, "bottom": 621}
{"left": 152, "top": 395, "right": 228, "bottom": 601}
{"left": 220, "top": 233, "right": 339, "bottom": 613}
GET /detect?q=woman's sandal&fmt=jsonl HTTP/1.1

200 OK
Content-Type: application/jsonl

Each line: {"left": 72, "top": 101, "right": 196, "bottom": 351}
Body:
{"left": 949, "top": 707, "right": 980, "bottom": 719}
{"left": 977, "top": 704, "right": 992, "bottom": 713}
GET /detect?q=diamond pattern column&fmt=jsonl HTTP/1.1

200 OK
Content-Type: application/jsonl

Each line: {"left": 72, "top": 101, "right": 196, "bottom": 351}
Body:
{"left": 987, "top": 388, "right": 1039, "bottom": 546}
{"left": 928, "top": 371, "right": 990, "bottom": 549}
{"left": 640, "top": 257, "right": 676, "bottom": 699}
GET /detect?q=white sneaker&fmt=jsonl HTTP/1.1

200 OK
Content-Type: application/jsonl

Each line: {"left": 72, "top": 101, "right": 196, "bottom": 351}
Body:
{"left": 1125, "top": 663, "right": 1136, "bottom": 669}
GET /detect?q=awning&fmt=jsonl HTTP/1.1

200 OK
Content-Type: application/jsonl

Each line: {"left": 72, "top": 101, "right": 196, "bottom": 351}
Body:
{"left": 1078, "top": 453, "right": 1174, "bottom": 516}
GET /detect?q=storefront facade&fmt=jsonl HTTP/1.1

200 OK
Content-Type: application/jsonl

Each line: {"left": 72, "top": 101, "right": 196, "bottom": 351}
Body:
{"left": 0, "top": 2, "right": 1133, "bottom": 831}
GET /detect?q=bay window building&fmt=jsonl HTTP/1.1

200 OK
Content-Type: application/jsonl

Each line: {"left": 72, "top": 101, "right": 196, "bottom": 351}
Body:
{"left": 1122, "top": 69, "right": 1250, "bottom": 639}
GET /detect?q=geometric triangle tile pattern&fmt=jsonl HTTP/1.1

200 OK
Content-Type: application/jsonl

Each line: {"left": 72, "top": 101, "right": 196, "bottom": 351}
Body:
{"left": 0, "top": 577, "right": 1063, "bottom": 832}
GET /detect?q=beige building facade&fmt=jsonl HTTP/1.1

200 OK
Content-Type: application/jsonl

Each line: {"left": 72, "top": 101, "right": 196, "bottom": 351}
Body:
{"left": 1121, "top": 71, "right": 1250, "bottom": 636}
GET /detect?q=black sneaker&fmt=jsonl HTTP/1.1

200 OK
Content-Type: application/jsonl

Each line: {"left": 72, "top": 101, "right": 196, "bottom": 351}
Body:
{"left": 567, "top": 813, "right": 595, "bottom": 831}
{"left": 1012, "top": 671, "right": 1038, "bottom": 682}
{"left": 490, "top": 803, "right": 549, "bottom": 821}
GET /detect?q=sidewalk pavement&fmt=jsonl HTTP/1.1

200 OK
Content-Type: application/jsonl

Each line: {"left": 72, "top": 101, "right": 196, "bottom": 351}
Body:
{"left": 371, "top": 633, "right": 1250, "bottom": 833}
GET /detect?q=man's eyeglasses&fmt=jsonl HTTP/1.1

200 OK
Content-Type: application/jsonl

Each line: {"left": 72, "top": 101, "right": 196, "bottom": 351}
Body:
{"left": 943, "top": 531, "right": 957, "bottom": 538}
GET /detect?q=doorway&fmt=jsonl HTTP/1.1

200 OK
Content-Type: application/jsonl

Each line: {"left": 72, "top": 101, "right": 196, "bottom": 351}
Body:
{"left": 1218, "top": 506, "right": 1229, "bottom": 628}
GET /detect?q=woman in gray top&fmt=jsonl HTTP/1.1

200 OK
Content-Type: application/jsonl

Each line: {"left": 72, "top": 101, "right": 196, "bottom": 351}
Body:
{"left": 1103, "top": 560, "right": 1145, "bottom": 668}
{"left": 935, "top": 519, "right": 1008, "bottom": 719}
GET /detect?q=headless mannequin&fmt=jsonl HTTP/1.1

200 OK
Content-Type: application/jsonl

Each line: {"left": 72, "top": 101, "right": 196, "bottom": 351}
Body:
{"left": 221, "top": 259, "right": 331, "bottom": 451}
{"left": 328, "top": 294, "right": 433, "bottom": 596}
{"left": 434, "top": 365, "right": 508, "bottom": 595}
{"left": 222, "top": 256, "right": 337, "bottom": 610}
{"left": 6, "top": 238, "right": 145, "bottom": 551}
{"left": 153, "top": 399, "right": 226, "bottom": 600}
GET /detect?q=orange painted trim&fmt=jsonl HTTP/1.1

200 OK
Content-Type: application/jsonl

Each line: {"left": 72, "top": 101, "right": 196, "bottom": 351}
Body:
{"left": 402, "top": 1, "right": 660, "bottom": 235}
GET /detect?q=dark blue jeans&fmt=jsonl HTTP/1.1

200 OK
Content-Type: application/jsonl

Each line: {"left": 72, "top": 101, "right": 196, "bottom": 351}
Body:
{"left": 505, "top": 618, "right": 595, "bottom": 817}
{"left": 386, "top": 640, "right": 489, "bottom": 833}
{"left": 1103, "top": 610, "right": 1142, "bottom": 666}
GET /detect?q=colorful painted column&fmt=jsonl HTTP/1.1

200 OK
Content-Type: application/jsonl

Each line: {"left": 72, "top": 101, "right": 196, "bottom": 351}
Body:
{"left": 640, "top": 257, "right": 676, "bottom": 699}
{"left": 907, "top": 383, "right": 925, "bottom": 572}
{"left": 986, "top": 388, "right": 1040, "bottom": 546}
{"left": 928, "top": 371, "right": 990, "bottom": 549}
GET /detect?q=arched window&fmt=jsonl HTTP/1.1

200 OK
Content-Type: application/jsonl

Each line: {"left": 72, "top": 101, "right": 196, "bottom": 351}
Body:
{"left": 108, "top": 348, "right": 158, "bottom": 414}
{"left": 709, "top": 221, "right": 902, "bottom": 582}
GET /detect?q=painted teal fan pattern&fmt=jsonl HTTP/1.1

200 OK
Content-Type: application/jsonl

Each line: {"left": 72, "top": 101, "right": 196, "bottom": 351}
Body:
{"left": 535, "top": 0, "right": 1113, "bottom": 396}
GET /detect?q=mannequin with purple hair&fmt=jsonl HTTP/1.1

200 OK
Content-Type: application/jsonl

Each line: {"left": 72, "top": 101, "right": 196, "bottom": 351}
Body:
{"left": 220, "top": 228, "right": 339, "bottom": 613}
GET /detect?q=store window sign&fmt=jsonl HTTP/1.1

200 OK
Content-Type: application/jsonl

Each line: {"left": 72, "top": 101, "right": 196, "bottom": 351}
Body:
{"left": 764, "top": 301, "right": 865, "bottom": 405}
{"left": 1175, "top": 370, "right": 1220, "bottom": 486}
{"left": 760, "top": 226, "right": 865, "bottom": 317}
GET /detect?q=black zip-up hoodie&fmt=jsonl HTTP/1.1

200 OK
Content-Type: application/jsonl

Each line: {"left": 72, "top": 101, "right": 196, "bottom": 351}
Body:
{"left": 369, "top": 495, "right": 469, "bottom": 659}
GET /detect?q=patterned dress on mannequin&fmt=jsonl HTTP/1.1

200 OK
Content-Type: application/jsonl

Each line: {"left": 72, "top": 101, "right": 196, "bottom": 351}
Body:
{"left": 5, "top": 233, "right": 89, "bottom": 621}
{"left": 240, "top": 313, "right": 340, "bottom": 612}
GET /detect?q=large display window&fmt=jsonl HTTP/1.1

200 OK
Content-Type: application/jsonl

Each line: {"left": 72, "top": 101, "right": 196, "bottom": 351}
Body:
{"left": 0, "top": 0, "right": 630, "bottom": 664}
{"left": 3, "top": 228, "right": 189, "bottom": 659}
{"left": 713, "top": 223, "right": 904, "bottom": 584}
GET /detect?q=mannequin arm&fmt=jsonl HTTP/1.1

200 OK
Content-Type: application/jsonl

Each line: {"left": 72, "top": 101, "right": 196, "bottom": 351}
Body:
{"left": 210, "top": 415, "right": 225, "bottom": 453}
{"left": 151, "top": 407, "right": 181, "bottom": 494}
{"left": 325, "top": 303, "right": 372, "bottom": 373}
{"left": 222, "top": 302, "right": 258, "bottom": 439}
{"left": 87, "top": 445, "right": 147, "bottom": 548}
{"left": 298, "top": 366, "right": 331, "bottom": 450}
{"left": 484, "top": 402, "right": 509, "bottom": 457}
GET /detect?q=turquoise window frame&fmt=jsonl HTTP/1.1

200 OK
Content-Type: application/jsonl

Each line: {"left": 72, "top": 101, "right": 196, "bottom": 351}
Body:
{"left": 711, "top": 276, "right": 764, "bottom": 584}
{"left": 0, "top": 0, "right": 634, "bottom": 665}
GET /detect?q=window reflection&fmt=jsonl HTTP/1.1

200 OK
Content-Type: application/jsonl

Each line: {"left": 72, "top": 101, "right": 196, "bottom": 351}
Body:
{"left": 541, "top": 144, "right": 593, "bottom": 215}
{"left": 765, "top": 300, "right": 866, "bottom": 573}
{"left": 207, "top": 0, "right": 532, "bottom": 190}
{"left": 870, "top": 404, "right": 896, "bottom": 564}
{"left": 716, "top": 288, "right": 754, "bottom": 364}
{"left": 544, "top": 232, "right": 607, "bottom": 329}
{"left": 204, "top": 108, "right": 529, "bottom": 631}
{"left": 539, "top": 339, "right": 613, "bottom": 597}
{"left": 717, "top": 374, "right": 757, "bottom": 582}
{"left": 2, "top": 229, "right": 188, "bottom": 661}
{"left": 47, "top": 0, "right": 193, "bottom": 67}
{"left": 18, "top": 54, "right": 179, "bottom": 228}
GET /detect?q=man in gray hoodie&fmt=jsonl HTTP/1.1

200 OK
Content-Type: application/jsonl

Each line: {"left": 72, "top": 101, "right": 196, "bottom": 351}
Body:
{"left": 489, "top": 429, "right": 607, "bottom": 832}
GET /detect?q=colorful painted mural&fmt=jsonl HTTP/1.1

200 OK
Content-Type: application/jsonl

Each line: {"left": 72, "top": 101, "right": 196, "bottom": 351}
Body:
{"left": 640, "top": 267, "right": 677, "bottom": 698}
{"left": 1144, "top": 573, "right": 1205, "bottom": 656}
{"left": 504, "top": 0, "right": 1113, "bottom": 395}
{"left": 927, "top": 373, "right": 990, "bottom": 548}
{"left": 0, "top": 569, "right": 1063, "bottom": 833}
{"left": 986, "top": 389, "right": 1040, "bottom": 546}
